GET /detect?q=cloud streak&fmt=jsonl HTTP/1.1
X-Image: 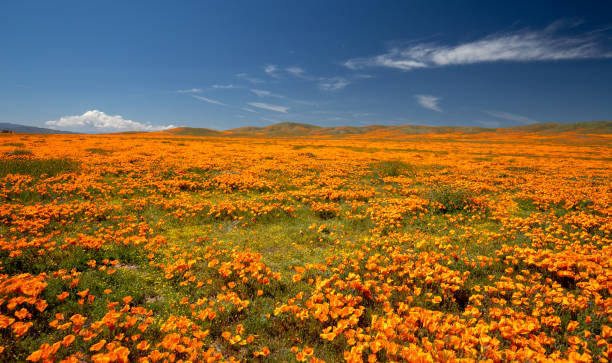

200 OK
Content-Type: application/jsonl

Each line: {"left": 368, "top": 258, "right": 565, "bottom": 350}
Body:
{"left": 192, "top": 95, "right": 226, "bottom": 106}
{"left": 318, "top": 77, "right": 350, "bottom": 91}
{"left": 250, "top": 88, "right": 315, "bottom": 105}
{"left": 251, "top": 89, "right": 291, "bottom": 99}
{"left": 345, "top": 23, "right": 612, "bottom": 71}
{"left": 259, "top": 64, "right": 355, "bottom": 92}
{"left": 236, "top": 73, "right": 264, "bottom": 84}
{"left": 46, "top": 110, "right": 175, "bottom": 131}
{"left": 415, "top": 95, "right": 442, "bottom": 112}
{"left": 176, "top": 88, "right": 201, "bottom": 93}
{"left": 212, "top": 84, "right": 239, "bottom": 89}
{"left": 251, "top": 89, "right": 274, "bottom": 97}
{"left": 286, "top": 66, "right": 305, "bottom": 77}
{"left": 485, "top": 111, "right": 537, "bottom": 124}
{"left": 247, "top": 102, "right": 289, "bottom": 113}
{"left": 264, "top": 65, "right": 281, "bottom": 78}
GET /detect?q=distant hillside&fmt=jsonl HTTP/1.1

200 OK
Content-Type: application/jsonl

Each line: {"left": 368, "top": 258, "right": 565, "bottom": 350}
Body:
{"left": 503, "top": 121, "right": 612, "bottom": 134}
{"left": 7, "top": 121, "right": 608, "bottom": 137}
{"left": 229, "top": 122, "right": 321, "bottom": 136}
{"left": 0, "top": 123, "right": 78, "bottom": 134}
{"left": 162, "top": 127, "right": 224, "bottom": 137}
{"left": 159, "top": 121, "right": 612, "bottom": 138}
{"left": 220, "top": 122, "right": 495, "bottom": 137}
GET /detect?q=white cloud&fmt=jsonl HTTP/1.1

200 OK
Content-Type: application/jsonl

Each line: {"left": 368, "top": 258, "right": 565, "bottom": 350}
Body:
{"left": 318, "top": 77, "right": 350, "bottom": 91}
{"left": 251, "top": 89, "right": 272, "bottom": 97}
{"left": 192, "top": 95, "right": 226, "bottom": 106}
{"left": 242, "top": 107, "right": 257, "bottom": 113}
{"left": 264, "top": 65, "right": 281, "bottom": 78}
{"left": 247, "top": 102, "right": 289, "bottom": 113}
{"left": 345, "top": 56, "right": 427, "bottom": 71}
{"left": 345, "top": 23, "right": 612, "bottom": 71}
{"left": 176, "top": 88, "right": 201, "bottom": 93}
{"left": 286, "top": 66, "right": 306, "bottom": 77}
{"left": 258, "top": 64, "right": 355, "bottom": 92}
{"left": 249, "top": 88, "right": 315, "bottom": 105}
{"left": 250, "top": 89, "right": 289, "bottom": 99}
{"left": 485, "top": 111, "right": 537, "bottom": 124}
{"left": 212, "top": 84, "right": 238, "bottom": 89}
{"left": 45, "top": 110, "right": 175, "bottom": 131}
{"left": 236, "top": 73, "right": 264, "bottom": 84}
{"left": 415, "top": 95, "right": 442, "bottom": 112}
{"left": 283, "top": 66, "right": 320, "bottom": 81}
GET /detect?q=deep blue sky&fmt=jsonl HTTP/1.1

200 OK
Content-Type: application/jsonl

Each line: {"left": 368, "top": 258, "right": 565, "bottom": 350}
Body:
{"left": 1, "top": 1, "right": 611, "bottom": 132}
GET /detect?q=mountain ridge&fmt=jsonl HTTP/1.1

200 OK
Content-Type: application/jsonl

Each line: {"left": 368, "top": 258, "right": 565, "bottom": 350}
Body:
{"left": 0, "top": 122, "right": 79, "bottom": 134}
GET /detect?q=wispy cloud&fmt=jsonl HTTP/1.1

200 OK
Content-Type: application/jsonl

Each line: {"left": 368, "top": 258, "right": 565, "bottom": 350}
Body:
{"left": 286, "top": 66, "right": 306, "bottom": 78}
{"left": 212, "top": 84, "right": 239, "bottom": 89}
{"left": 176, "top": 88, "right": 201, "bottom": 93}
{"left": 264, "top": 65, "right": 281, "bottom": 78}
{"left": 251, "top": 88, "right": 288, "bottom": 98}
{"left": 251, "top": 89, "right": 273, "bottom": 97}
{"left": 345, "top": 22, "right": 612, "bottom": 71}
{"left": 485, "top": 111, "right": 537, "bottom": 124}
{"left": 415, "top": 95, "right": 442, "bottom": 112}
{"left": 318, "top": 77, "right": 350, "bottom": 91}
{"left": 250, "top": 88, "right": 315, "bottom": 105}
{"left": 242, "top": 107, "right": 257, "bottom": 113}
{"left": 236, "top": 73, "right": 264, "bottom": 84}
{"left": 261, "top": 64, "right": 356, "bottom": 92}
{"left": 46, "top": 110, "right": 175, "bottom": 131}
{"left": 192, "top": 95, "right": 226, "bottom": 106}
{"left": 247, "top": 102, "right": 289, "bottom": 113}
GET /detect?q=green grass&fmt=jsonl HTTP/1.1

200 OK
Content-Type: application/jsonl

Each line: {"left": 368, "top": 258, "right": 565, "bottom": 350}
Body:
{"left": 425, "top": 183, "right": 473, "bottom": 213}
{"left": 0, "top": 157, "right": 80, "bottom": 177}
{"left": 85, "top": 148, "right": 114, "bottom": 155}
{"left": 4, "top": 149, "right": 33, "bottom": 156}
{"left": 1, "top": 135, "right": 609, "bottom": 361}
{"left": 372, "top": 160, "right": 414, "bottom": 178}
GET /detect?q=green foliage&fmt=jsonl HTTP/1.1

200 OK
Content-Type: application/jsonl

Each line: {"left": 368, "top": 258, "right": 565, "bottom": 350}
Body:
{"left": 372, "top": 160, "right": 414, "bottom": 178}
{"left": 0, "top": 157, "right": 80, "bottom": 177}
{"left": 5, "top": 149, "right": 33, "bottom": 156}
{"left": 426, "top": 184, "right": 473, "bottom": 213}
{"left": 86, "top": 148, "right": 114, "bottom": 155}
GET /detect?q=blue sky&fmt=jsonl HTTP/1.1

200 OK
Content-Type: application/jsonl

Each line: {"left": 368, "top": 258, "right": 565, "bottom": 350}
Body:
{"left": 1, "top": 1, "right": 612, "bottom": 132}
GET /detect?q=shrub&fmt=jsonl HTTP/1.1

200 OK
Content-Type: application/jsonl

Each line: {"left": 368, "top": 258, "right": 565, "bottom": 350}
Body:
{"left": 5, "top": 149, "right": 33, "bottom": 157}
{"left": 86, "top": 148, "right": 114, "bottom": 155}
{"left": 427, "top": 184, "right": 473, "bottom": 213}
{"left": 373, "top": 160, "right": 413, "bottom": 178}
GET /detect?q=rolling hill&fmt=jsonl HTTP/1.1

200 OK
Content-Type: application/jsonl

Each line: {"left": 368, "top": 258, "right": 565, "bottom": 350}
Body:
{"left": 504, "top": 121, "right": 612, "bottom": 134}
{"left": 161, "top": 121, "right": 612, "bottom": 138}
{"left": 160, "top": 127, "right": 224, "bottom": 137}
{"left": 3, "top": 121, "right": 610, "bottom": 137}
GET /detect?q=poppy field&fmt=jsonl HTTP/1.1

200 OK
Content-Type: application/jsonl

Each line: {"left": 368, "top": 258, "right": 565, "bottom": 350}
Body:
{"left": 0, "top": 131, "right": 610, "bottom": 362}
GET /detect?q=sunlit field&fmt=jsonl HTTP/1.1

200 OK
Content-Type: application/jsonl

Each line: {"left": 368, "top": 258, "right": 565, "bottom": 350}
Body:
{"left": 0, "top": 132, "right": 610, "bottom": 362}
